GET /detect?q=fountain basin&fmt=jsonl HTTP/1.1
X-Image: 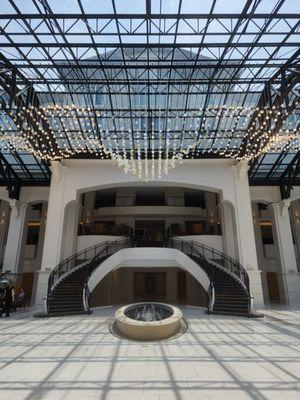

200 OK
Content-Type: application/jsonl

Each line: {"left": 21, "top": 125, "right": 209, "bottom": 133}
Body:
{"left": 115, "top": 302, "right": 182, "bottom": 341}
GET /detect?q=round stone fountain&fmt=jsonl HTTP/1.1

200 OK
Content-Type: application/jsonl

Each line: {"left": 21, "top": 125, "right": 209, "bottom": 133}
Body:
{"left": 115, "top": 302, "right": 183, "bottom": 341}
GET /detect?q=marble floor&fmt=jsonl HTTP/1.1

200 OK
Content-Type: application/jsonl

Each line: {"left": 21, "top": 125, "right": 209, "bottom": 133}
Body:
{"left": 0, "top": 306, "right": 300, "bottom": 400}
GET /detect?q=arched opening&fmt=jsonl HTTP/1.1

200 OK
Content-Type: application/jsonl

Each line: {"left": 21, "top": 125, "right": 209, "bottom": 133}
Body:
{"left": 76, "top": 184, "right": 224, "bottom": 251}
{"left": 290, "top": 198, "right": 300, "bottom": 271}
{"left": 86, "top": 247, "right": 211, "bottom": 310}
{"left": 251, "top": 200, "right": 286, "bottom": 304}
{"left": 90, "top": 267, "right": 207, "bottom": 308}
{"left": 18, "top": 201, "right": 48, "bottom": 305}
{"left": 0, "top": 198, "right": 11, "bottom": 269}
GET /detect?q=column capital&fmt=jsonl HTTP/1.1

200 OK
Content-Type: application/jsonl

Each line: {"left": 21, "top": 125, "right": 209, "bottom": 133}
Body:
{"left": 268, "top": 199, "right": 291, "bottom": 217}
{"left": 8, "top": 200, "right": 28, "bottom": 217}
{"left": 232, "top": 160, "right": 250, "bottom": 181}
{"left": 50, "top": 161, "right": 68, "bottom": 182}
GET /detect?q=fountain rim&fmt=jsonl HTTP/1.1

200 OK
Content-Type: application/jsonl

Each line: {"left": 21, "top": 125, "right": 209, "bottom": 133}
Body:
{"left": 115, "top": 302, "right": 182, "bottom": 327}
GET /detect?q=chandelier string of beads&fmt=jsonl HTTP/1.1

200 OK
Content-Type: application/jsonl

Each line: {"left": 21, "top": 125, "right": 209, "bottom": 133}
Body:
{"left": 0, "top": 102, "right": 299, "bottom": 180}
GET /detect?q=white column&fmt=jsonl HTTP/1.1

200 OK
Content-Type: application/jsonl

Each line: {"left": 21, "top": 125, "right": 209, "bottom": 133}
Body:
{"left": 220, "top": 201, "right": 239, "bottom": 260}
{"left": 0, "top": 200, "right": 10, "bottom": 264}
{"left": 61, "top": 201, "right": 81, "bottom": 260}
{"left": 82, "top": 192, "right": 95, "bottom": 223}
{"left": 269, "top": 200, "right": 300, "bottom": 306}
{"left": 2, "top": 200, "right": 28, "bottom": 274}
{"left": 232, "top": 161, "right": 264, "bottom": 308}
{"left": 290, "top": 201, "right": 300, "bottom": 266}
{"left": 35, "top": 161, "right": 69, "bottom": 306}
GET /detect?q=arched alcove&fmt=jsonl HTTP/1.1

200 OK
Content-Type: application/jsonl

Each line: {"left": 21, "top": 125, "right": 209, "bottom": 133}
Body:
{"left": 87, "top": 247, "right": 211, "bottom": 309}
{"left": 75, "top": 182, "right": 225, "bottom": 253}
{"left": 251, "top": 200, "right": 286, "bottom": 304}
{"left": 0, "top": 198, "right": 11, "bottom": 268}
{"left": 18, "top": 200, "right": 48, "bottom": 305}
{"left": 290, "top": 198, "right": 300, "bottom": 272}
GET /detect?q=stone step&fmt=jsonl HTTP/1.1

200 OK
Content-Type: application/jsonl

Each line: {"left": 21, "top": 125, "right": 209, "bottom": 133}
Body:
{"left": 210, "top": 310, "right": 249, "bottom": 317}
{"left": 48, "top": 310, "right": 87, "bottom": 317}
{"left": 214, "top": 299, "right": 248, "bottom": 304}
{"left": 49, "top": 304, "right": 84, "bottom": 312}
{"left": 50, "top": 299, "right": 83, "bottom": 305}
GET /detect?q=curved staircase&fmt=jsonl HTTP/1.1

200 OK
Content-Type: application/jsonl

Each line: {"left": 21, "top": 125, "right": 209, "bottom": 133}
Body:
{"left": 169, "top": 238, "right": 252, "bottom": 317}
{"left": 46, "top": 238, "right": 131, "bottom": 317}
{"left": 48, "top": 263, "right": 101, "bottom": 316}
{"left": 45, "top": 237, "right": 252, "bottom": 317}
{"left": 212, "top": 267, "right": 250, "bottom": 316}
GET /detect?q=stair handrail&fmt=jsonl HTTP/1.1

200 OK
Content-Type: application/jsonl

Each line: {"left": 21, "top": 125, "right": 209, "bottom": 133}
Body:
{"left": 165, "top": 237, "right": 215, "bottom": 313}
{"left": 46, "top": 237, "right": 132, "bottom": 314}
{"left": 48, "top": 242, "right": 107, "bottom": 294}
{"left": 170, "top": 237, "right": 250, "bottom": 292}
{"left": 168, "top": 237, "right": 251, "bottom": 314}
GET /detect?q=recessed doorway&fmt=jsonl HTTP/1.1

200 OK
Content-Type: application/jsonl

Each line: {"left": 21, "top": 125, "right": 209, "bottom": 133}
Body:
{"left": 134, "top": 272, "right": 166, "bottom": 302}
{"left": 266, "top": 272, "right": 280, "bottom": 303}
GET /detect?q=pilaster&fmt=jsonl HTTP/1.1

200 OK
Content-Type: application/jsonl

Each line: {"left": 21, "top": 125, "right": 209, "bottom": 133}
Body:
{"left": 269, "top": 200, "right": 300, "bottom": 306}
{"left": 35, "top": 162, "right": 70, "bottom": 306}
{"left": 2, "top": 200, "right": 28, "bottom": 274}
{"left": 232, "top": 161, "right": 259, "bottom": 270}
{"left": 232, "top": 161, "right": 264, "bottom": 308}
{"left": 40, "top": 161, "right": 69, "bottom": 272}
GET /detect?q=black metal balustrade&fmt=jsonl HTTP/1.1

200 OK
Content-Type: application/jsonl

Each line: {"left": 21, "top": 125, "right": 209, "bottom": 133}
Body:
{"left": 167, "top": 237, "right": 251, "bottom": 315}
{"left": 46, "top": 232, "right": 251, "bottom": 316}
{"left": 46, "top": 237, "right": 132, "bottom": 313}
{"left": 168, "top": 238, "right": 250, "bottom": 292}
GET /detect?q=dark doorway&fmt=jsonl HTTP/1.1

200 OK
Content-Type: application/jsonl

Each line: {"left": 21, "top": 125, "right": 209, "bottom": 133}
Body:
{"left": 134, "top": 272, "right": 166, "bottom": 302}
{"left": 266, "top": 272, "right": 280, "bottom": 303}
{"left": 177, "top": 271, "right": 187, "bottom": 303}
{"left": 135, "top": 220, "right": 165, "bottom": 246}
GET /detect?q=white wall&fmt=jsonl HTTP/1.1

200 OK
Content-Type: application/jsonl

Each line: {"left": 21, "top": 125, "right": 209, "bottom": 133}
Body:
{"left": 34, "top": 159, "right": 265, "bottom": 307}
{"left": 76, "top": 235, "right": 122, "bottom": 252}
{"left": 41, "top": 159, "right": 237, "bottom": 275}
{"left": 176, "top": 235, "right": 223, "bottom": 253}
{"left": 250, "top": 186, "right": 280, "bottom": 204}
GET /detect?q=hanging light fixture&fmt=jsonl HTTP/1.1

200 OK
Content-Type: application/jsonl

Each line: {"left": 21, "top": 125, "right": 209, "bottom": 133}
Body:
{"left": 0, "top": 102, "right": 299, "bottom": 181}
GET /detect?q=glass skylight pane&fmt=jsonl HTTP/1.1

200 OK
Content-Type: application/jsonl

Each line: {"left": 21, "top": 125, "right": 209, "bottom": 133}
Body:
{"left": 0, "top": 0, "right": 16, "bottom": 13}
{"left": 213, "top": 0, "right": 247, "bottom": 14}
{"left": 115, "top": 0, "right": 145, "bottom": 14}
{"left": 47, "top": 0, "right": 81, "bottom": 13}
{"left": 279, "top": 0, "right": 300, "bottom": 13}
{"left": 13, "top": 0, "right": 39, "bottom": 13}
{"left": 82, "top": 0, "right": 114, "bottom": 13}
{"left": 181, "top": 0, "right": 213, "bottom": 14}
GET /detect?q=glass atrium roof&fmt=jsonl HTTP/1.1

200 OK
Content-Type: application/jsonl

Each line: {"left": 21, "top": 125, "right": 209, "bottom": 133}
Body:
{"left": 0, "top": 0, "right": 299, "bottom": 189}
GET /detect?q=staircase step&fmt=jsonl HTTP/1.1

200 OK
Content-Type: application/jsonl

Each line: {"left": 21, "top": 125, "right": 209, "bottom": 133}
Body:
{"left": 50, "top": 300, "right": 83, "bottom": 305}
{"left": 211, "top": 310, "right": 249, "bottom": 317}
{"left": 48, "top": 310, "right": 87, "bottom": 317}
{"left": 49, "top": 305, "right": 84, "bottom": 311}
{"left": 214, "top": 299, "right": 248, "bottom": 304}
{"left": 214, "top": 305, "right": 248, "bottom": 311}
